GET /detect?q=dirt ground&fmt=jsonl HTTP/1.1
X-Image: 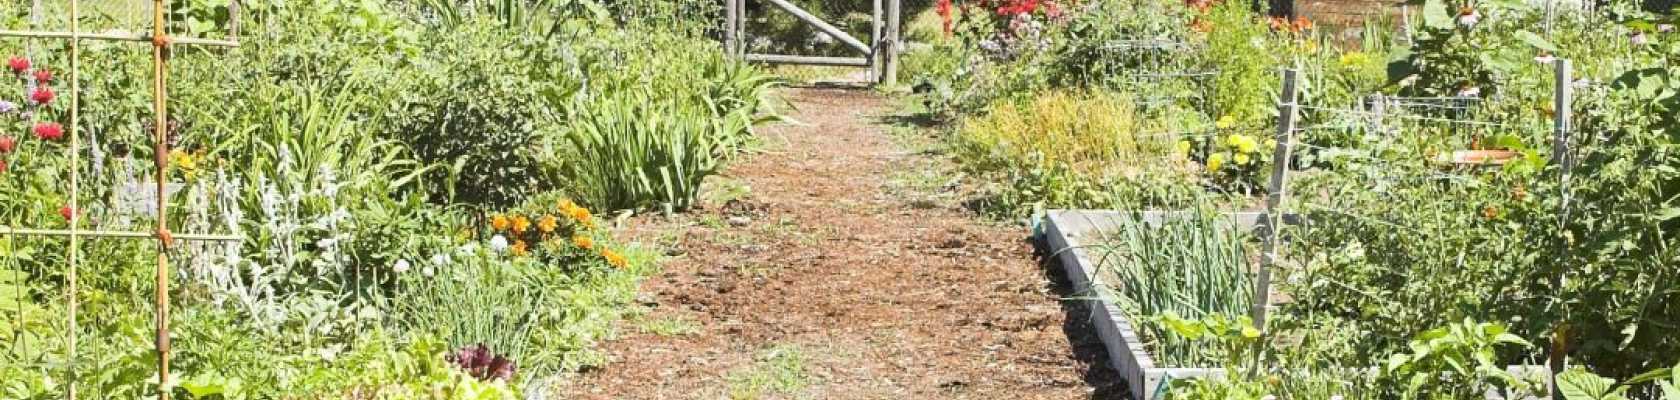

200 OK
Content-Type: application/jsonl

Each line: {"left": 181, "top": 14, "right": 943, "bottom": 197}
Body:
{"left": 551, "top": 87, "right": 1123, "bottom": 400}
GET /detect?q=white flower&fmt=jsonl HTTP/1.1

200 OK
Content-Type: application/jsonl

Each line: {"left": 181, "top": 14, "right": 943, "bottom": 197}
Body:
{"left": 1457, "top": 86, "right": 1482, "bottom": 98}
{"left": 1457, "top": 11, "right": 1480, "bottom": 28}
{"left": 392, "top": 259, "right": 411, "bottom": 273}
{"left": 316, "top": 238, "right": 338, "bottom": 248}
{"left": 1260, "top": 396, "right": 1277, "bottom": 400}
{"left": 1330, "top": 396, "right": 1345, "bottom": 400}
{"left": 489, "top": 235, "right": 509, "bottom": 251}
{"left": 0, "top": 100, "right": 15, "bottom": 113}
{"left": 431, "top": 253, "right": 450, "bottom": 266}
{"left": 1661, "top": 24, "right": 1675, "bottom": 33}
{"left": 422, "top": 266, "right": 435, "bottom": 277}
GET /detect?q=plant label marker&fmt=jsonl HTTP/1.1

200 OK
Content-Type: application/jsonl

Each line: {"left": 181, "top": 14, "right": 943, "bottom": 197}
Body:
{"left": 0, "top": 2, "right": 242, "bottom": 399}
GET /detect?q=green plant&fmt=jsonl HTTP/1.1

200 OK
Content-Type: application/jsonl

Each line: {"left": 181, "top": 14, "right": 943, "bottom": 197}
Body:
{"left": 1094, "top": 208, "right": 1254, "bottom": 366}
{"left": 1380, "top": 318, "right": 1540, "bottom": 399}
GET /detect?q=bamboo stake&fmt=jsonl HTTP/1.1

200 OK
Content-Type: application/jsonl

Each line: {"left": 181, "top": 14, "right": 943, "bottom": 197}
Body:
{"left": 0, "top": 227, "right": 239, "bottom": 241}
{"left": 68, "top": 1, "right": 81, "bottom": 398}
{"left": 151, "top": 0, "right": 174, "bottom": 396}
{"left": 0, "top": 30, "right": 240, "bottom": 47}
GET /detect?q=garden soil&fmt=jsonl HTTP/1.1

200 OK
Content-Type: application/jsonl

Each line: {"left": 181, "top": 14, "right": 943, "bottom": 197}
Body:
{"left": 552, "top": 87, "right": 1124, "bottom": 400}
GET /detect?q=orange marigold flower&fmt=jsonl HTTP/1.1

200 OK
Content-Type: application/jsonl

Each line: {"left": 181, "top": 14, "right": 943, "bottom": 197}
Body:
{"left": 1482, "top": 205, "right": 1499, "bottom": 220}
{"left": 538, "top": 215, "right": 558, "bottom": 233}
{"left": 573, "top": 235, "right": 595, "bottom": 250}
{"left": 513, "top": 215, "right": 532, "bottom": 233}
{"left": 511, "top": 240, "right": 528, "bottom": 256}
{"left": 491, "top": 214, "right": 511, "bottom": 231}
{"left": 1292, "top": 16, "right": 1313, "bottom": 32}
{"left": 602, "top": 249, "right": 628, "bottom": 268}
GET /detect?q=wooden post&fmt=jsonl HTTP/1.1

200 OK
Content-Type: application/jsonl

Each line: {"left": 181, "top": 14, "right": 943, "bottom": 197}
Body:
{"left": 871, "top": 0, "right": 883, "bottom": 82}
{"left": 1547, "top": 58, "right": 1573, "bottom": 400}
{"left": 1251, "top": 68, "right": 1299, "bottom": 334}
{"left": 725, "top": 0, "right": 739, "bottom": 57}
{"left": 883, "top": 0, "right": 902, "bottom": 86}
{"left": 151, "top": 0, "right": 175, "bottom": 397}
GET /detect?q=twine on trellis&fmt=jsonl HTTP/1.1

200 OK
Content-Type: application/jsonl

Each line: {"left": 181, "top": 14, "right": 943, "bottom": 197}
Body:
{"left": 0, "top": 1, "right": 241, "bottom": 399}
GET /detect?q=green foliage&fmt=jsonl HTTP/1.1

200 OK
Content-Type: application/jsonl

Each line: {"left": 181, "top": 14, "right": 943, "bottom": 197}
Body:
{"left": 1095, "top": 209, "right": 1254, "bottom": 366}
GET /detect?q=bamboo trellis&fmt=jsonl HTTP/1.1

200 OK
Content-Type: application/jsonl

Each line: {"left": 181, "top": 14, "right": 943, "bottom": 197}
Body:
{"left": 0, "top": 1, "right": 241, "bottom": 399}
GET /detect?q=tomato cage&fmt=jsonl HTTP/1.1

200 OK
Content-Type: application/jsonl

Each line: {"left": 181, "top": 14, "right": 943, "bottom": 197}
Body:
{"left": 0, "top": 0, "right": 241, "bottom": 399}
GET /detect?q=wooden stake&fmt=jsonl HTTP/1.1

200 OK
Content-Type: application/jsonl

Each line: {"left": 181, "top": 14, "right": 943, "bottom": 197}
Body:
{"left": 1251, "top": 68, "right": 1299, "bottom": 333}
{"left": 151, "top": 0, "right": 174, "bottom": 396}
{"left": 871, "top": 0, "right": 883, "bottom": 82}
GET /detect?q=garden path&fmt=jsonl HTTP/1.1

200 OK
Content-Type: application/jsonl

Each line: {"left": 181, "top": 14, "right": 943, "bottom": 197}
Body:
{"left": 554, "top": 87, "right": 1122, "bottom": 399}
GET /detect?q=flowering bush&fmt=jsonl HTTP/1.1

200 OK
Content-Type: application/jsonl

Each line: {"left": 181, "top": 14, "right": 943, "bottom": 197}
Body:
{"left": 482, "top": 197, "right": 628, "bottom": 270}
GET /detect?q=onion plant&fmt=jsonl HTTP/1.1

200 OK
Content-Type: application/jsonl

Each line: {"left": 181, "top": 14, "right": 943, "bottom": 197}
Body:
{"left": 1091, "top": 208, "right": 1254, "bottom": 366}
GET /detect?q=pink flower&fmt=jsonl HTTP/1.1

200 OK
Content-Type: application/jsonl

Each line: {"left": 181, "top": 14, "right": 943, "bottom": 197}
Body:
{"left": 30, "top": 87, "right": 54, "bottom": 105}
{"left": 0, "top": 159, "right": 7, "bottom": 174}
{"left": 0, "top": 136, "right": 14, "bottom": 153}
{"left": 33, "top": 122, "right": 63, "bottom": 141}
{"left": 1631, "top": 31, "right": 1649, "bottom": 46}
{"left": 6, "top": 56, "right": 27, "bottom": 74}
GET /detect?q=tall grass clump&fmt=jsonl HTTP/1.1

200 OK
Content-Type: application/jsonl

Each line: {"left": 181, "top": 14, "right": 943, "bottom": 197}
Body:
{"left": 954, "top": 90, "right": 1200, "bottom": 216}
{"left": 1093, "top": 209, "right": 1254, "bottom": 366}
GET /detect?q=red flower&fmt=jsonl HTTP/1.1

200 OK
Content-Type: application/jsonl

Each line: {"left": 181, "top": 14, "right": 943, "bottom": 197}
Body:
{"left": 34, "top": 122, "right": 63, "bottom": 141}
{"left": 33, "top": 69, "right": 51, "bottom": 83}
{"left": 937, "top": 0, "right": 955, "bottom": 35}
{"left": 6, "top": 56, "right": 26, "bottom": 74}
{"left": 59, "top": 205, "right": 74, "bottom": 220}
{"left": 0, "top": 136, "right": 14, "bottom": 153}
{"left": 30, "top": 87, "right": 54, "bottom": 105}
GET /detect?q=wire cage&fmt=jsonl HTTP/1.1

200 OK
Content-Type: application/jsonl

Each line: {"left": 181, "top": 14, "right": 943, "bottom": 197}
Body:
{"left": 0, "top": 0, "right": 241, "bottom": 398}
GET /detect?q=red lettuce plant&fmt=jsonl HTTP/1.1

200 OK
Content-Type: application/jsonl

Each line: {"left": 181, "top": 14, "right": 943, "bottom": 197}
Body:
{"left": 447, "top": 344, "right": 516, "bottom": 382}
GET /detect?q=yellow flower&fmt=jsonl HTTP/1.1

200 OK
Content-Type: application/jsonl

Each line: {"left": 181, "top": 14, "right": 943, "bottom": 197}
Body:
{"left": 572, "top": 235, "right": 594, "bottom": 250}
{"left": 1207, "top": 153, "right": 1226, "bottom": 172}
{"left": 1175, "top": 140, "right": 1192, "bottom": 158}
{"left": 512, "top": 215, "right": 532, "bottom": 233}
{"left": 511, "top": 240, "right": 528, "bottom": 256}
{"left": 602, "top": 249, "right": 628, "bottom": 269}
{"left": 1228, "top": 134, "right": 1258, "bottom": 154}
{"left": 569, "top": 208, "right": 593, "bottom": 227}
{"left": 1234, "top": 153, "right": 1252, "bottom": 165}
{"left": 1339, "top": 51, "right": 1369, "bottom": 67}
{"left": 491, "top": 214, "right": 511, "bottom": 231}
{"left": 538, "top": 215, "right": 558, "bottom": 233}
{"left": 559, "top": 199, "right": 594, "bottom": 228}
{"left": 1215, "top": 115, "right": 1236, "bottom": 129}
{"left": 171, "top": 149, "right": 199, "bottom": 179}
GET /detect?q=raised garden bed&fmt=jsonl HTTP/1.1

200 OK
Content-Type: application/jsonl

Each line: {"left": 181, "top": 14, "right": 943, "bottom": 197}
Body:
{"left": 1038, "top": 209, "right": 1549, "bottom": 400}
{"left": 1039, "top": 209, "right": 1277, "bottom": 400}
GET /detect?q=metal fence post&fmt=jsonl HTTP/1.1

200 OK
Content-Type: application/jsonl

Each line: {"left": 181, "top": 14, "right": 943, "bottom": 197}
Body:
{"left": 1547, "top": 57, "right": 1573, "bottom": 400}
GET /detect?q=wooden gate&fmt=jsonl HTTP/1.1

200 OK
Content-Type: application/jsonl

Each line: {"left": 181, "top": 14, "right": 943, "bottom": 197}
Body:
{"left": 722, "top": 0, "right": 902, "bottom": 85}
